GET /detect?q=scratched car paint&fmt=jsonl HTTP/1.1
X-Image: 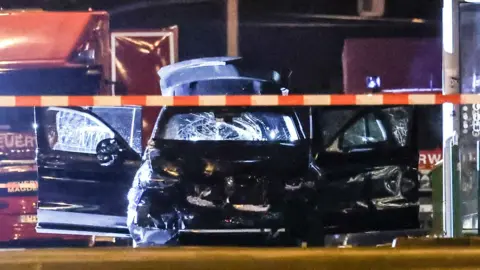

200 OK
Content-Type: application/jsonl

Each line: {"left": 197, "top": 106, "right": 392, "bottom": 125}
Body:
{"left": 33, "top": 57, "right": 420, "bottom": 246}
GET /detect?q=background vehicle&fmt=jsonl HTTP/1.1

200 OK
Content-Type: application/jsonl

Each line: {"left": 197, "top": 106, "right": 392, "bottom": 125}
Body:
{"left": 0, "top": 108, "right": 89, "bottom": 247}
{"left": 0, "top": 10, "right": 177, "bottom": 246}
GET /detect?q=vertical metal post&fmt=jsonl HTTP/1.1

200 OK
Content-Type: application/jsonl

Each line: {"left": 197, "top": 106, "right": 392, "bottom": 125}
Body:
{"left": 443, "top": 137, "right": 462, "bottom": 236}
{"left": 226, "top": 0, "right": 239, "bottom": 56}
{"left": 431, "top": 161, "right": 444, "bottom": 235}
{"left": 442, "top": 0, "right": 460, "bottom": 91}
{"left": 442, "top": 0, "right": 461, "bottom": 237}
{"left": 477, "top": 140, "right": 480, "bottom": 235}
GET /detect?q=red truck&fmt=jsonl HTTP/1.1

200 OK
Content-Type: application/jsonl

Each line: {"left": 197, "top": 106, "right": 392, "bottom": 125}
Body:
{"left": 0, "top": 9, "right": 177, "bottom": 246}
{"left": 342, "top": 37, "right": 442, "bottom": 229}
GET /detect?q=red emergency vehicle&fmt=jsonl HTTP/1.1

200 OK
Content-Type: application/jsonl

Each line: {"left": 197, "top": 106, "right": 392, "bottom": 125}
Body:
{"left": 0, "top": 10, "right": 177, "bottom": 246}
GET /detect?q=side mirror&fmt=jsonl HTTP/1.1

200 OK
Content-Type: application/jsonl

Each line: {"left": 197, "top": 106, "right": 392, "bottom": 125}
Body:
{"left": 96, "top": 138, "right": 123, "bottom": 167}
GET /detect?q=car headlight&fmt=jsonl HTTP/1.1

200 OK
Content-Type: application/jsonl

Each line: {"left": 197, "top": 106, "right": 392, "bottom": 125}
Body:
{"left": 135, "top": 162, "right": 180, "bottom": 189}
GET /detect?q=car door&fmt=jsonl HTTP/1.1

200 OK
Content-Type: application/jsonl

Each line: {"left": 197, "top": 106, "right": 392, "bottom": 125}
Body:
{"left": 313, "top": 106, "right": 419, "bottom": 233}
{"left": 34, "top": 106, "right": 143, "bottom": 237}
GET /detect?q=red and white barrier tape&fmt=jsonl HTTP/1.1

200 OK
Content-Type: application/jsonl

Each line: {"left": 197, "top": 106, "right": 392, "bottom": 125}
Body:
{"left": 0, "top": 94, "right": 474, "bottom": 107}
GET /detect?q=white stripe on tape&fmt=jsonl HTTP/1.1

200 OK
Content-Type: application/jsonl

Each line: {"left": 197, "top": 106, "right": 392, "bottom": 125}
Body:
{"left": 0, "top": 96, "right": 16, "bottom": 107}
{"left": 303, "top": 95, "right": 331, "bottom": 106}
{"left": 251, "top": 96, "right": 279, "bottom": 106}
{"left": 41, "top": 96, "right": 69, "bottom": 106}
{"left": 199, "top": 96, "right": 227, "bottom": 106}
{"left": 356, "top": 94, "right": 383, "bottom": 105}
{"left": 93, "top": 96, "right": 122, "bottom": 106}
{"left": 409, "top": 94, "right": 436, "bottom": 104}
{"left": 461, "top": 94, "right": 480, "bottom": 104}
{"left": 145, "top": 96, "right": 173, "bottom": 106}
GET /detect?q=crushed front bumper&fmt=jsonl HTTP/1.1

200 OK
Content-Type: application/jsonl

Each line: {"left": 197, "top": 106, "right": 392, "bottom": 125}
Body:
{"left": 127, "top": 186, "right": 295, "bottom": 245}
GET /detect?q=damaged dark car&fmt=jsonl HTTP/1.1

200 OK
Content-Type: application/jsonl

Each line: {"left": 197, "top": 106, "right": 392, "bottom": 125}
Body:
{"left": 127, "top": 105, "right": 316, "bottom": 246}
{"left": 33, "top": 57, "right": 420, "bottom": 247}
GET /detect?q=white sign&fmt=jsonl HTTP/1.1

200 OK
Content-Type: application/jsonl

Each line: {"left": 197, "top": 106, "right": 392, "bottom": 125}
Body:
{"left": 472, "top": 104, "right": 480, "bottom": 137}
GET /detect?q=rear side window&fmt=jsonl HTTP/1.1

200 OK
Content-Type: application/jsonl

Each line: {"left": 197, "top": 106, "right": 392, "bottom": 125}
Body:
{"left": 37, "top": 107, "right": 143, "bottom": 155}
{"left": 42, "top": 108, "right": 114, "bottom": 154}
{"left": 382, "top": 107, "right": 412, "bottom": 147}
{"left": 342, "top": 113, "right": 388, "bottom": 149}
{"left": 318, "top": 106, "right": 413, "bottom": 153}
{"left": 318, "top": 108, "right": 358, "bottom": 147}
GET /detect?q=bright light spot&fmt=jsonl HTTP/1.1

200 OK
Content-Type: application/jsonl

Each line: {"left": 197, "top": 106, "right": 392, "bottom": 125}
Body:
{"left": 412, "top": 18, "right": 425, "bottom": 23}
{"left": 142, "top": 120, "right": 149, "bottom": 130}
{"left": 0, "top": 37, "right": 28, "bottom": 50}
{"left": 283, "top": 116, "right": 298, "bottom": 141}
{"left": 443, "top": 0, "right": 453, "bottom": 54}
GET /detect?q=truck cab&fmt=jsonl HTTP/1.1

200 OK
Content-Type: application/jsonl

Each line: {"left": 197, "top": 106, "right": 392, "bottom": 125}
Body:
{"left": 0, "top": 9, "right": 177, "bottom": 246}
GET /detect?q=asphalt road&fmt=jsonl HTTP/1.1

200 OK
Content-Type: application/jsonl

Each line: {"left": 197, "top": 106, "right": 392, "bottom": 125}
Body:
{"left": 1, "top": 246, "right": 480, "bottom": 270}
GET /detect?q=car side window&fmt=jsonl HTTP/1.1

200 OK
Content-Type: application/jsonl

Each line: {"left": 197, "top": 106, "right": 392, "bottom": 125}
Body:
{"left": 382, "top": 107, "right": 412, "bottom": 147}
{"left": 317, "top": 108, "right": 358, "bottom": 148}
{"left": 90, "top": 107, "right": 143, "bottom": 154}
{"left": 341, "top": 113, "right": 387, "bottom": 149}
{"left": 342, "top": 117, "right": 367, "bottom": 148}
{"left": 43, "top": 107, "right": 114, "bottom": 154}
{"left": 320, "top": 106, "right": 412, "bottom": 153}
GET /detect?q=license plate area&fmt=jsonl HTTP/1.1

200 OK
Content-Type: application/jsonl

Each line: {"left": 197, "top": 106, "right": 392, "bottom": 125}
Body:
{"left": 19, "top": 214, "right": 37, "bottom": 223}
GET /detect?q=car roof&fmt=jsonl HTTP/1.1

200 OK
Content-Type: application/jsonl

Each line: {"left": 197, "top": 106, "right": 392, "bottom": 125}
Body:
{"left": 158, "top": 57, "right": 283, "bottom": 96}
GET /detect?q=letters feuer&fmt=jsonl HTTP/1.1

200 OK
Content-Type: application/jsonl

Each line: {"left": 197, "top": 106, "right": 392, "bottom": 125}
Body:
{"left": 0, "top": 133, "right": 35, "bottom": 150}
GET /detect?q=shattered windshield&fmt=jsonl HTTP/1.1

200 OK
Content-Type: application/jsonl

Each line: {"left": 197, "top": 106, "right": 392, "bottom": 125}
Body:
{"left": 157, "top": 112, "right": 300, "bottom": 142}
